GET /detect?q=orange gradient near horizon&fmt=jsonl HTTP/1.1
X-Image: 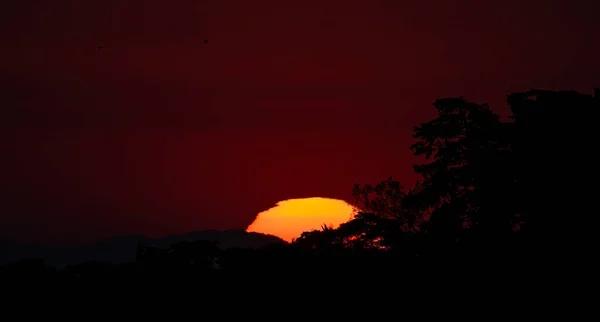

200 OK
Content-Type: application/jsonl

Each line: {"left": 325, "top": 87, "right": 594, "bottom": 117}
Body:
{"left": 246, "top": 197, "right": 358, "bottom": 242}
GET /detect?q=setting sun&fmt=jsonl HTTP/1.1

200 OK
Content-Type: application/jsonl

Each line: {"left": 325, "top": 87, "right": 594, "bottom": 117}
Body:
{"left": 246, "top": 197, "right": 357, "bottom": 242}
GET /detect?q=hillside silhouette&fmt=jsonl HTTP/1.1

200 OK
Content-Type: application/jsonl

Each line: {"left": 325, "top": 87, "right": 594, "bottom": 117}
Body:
{"left": 0, "top": 229, "right": 285, "bottom": 267}
{"left": 2, "top": 88, "right": 597, "bottom": 284}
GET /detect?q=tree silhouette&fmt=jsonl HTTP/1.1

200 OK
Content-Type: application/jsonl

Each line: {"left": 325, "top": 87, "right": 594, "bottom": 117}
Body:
{"left": 409, "top": 97, "right": 518, "bottom": 244}
{"left": 507, "top": 89, "right": 598, "bottom": 257}
{"left": 352, "top": 177, "right": 422, "bottom": 229}
{"left": 293, "top": 224, "right": 341, "bottom": 250}
{"left": 169, "top": 240, "right": 222, "bottom": 270}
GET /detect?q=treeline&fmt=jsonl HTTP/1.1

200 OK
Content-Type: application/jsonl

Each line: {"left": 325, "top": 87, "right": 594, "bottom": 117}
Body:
{"left": 295, "top": 89, "right": 597, "bottom": 259}
{"left": 1, "top": 88, "right": 597, "bottom": 280}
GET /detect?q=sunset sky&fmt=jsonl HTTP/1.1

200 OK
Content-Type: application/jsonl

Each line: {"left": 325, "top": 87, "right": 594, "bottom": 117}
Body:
{"left": 1, "top": 0, "right": 598, "bottom": 245}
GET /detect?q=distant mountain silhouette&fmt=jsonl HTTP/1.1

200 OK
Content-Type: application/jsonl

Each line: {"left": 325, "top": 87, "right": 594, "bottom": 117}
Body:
{"left": 0, "top": 230, "right": 285, "bottom": 268}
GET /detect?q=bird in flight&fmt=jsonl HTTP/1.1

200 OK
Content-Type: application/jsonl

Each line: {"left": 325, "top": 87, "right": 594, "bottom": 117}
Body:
{"left": 203, "top": 39, "right": 208, "bottom": 44}
{"left": 97, "top": 45, "right": 103, "bottom": 50}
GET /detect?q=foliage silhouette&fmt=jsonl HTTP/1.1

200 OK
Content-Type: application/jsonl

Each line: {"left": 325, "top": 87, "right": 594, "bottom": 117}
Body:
{"left": 507, "top": 89, "right": 598, "bottom": 259}
{"left": 409, "top": 96, "right": 518, "bottom": 247}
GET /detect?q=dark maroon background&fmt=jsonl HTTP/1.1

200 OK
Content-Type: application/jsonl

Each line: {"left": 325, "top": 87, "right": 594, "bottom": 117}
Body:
{"left": 1, "top": 0, "right": 598, "bottom": 244}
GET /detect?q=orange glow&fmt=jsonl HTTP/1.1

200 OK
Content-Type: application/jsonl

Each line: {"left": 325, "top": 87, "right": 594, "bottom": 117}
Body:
{"left": 246, "top": 197, "right": 357, "bottom": 242}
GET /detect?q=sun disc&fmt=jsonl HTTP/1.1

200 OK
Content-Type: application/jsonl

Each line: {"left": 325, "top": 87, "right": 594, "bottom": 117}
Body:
{"left": 246, "top": 197, "right": 357, "bottom": 242}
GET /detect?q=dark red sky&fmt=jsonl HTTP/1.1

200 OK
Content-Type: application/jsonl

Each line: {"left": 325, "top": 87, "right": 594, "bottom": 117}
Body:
{"left": 1, "top": 0, "right": 598, "bottom": 245}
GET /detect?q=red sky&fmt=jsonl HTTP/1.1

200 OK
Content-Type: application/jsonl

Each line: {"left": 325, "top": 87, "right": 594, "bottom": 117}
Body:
{"left": 1, "top": 0, "right": 598, "bottom": 244}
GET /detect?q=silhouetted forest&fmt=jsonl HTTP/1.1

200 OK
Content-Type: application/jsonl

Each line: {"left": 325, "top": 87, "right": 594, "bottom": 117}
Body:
{"left": 2, "top": 89, "right": 597, "bottom": 284}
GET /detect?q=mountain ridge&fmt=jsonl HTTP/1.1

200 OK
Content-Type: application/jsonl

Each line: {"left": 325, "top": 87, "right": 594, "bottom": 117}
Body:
{"left": 0, "top": 229, "right": 286, "bottom": 267}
